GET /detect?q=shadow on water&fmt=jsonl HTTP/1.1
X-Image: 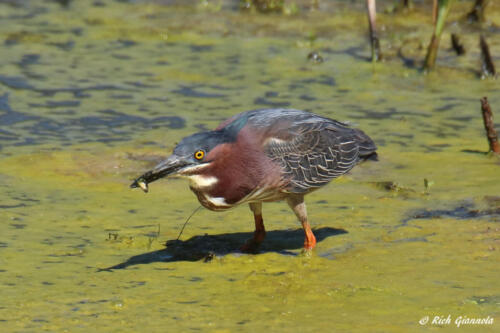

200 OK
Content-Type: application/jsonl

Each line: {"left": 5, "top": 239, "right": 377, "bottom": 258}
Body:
{"left": 402, "top": 201, "right": 500, "bottom": 226}
{"left": 100, "top": 227, "right": 347, "bottom": 271}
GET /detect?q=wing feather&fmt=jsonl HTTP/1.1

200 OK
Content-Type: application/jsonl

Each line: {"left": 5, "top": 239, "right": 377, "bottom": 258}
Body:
{"left": 265, "top": 122, "right": 362, "bottom": 193}
{"left": 224, "top": 109, "right": 376, "bottom": 193}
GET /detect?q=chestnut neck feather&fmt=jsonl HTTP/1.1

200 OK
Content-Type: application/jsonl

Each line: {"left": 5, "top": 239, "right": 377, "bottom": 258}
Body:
{"left": 192, "top": 126, "right": 281, "bottom": 205}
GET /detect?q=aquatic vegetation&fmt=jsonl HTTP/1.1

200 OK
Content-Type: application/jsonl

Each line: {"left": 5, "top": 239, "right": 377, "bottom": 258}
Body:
{"left": 480, "top": 36, "right": 497, "bottom": 79}
{"left": 0, "top": 0, "right": 499, "bottom": 332}
{"left": 240, "top": 0, "right": 285, "bottom": 13}
{"left": 366, "top": 0, "right": 381, "bottom": 62}
{"left": 424, "top": 0, "right": 456, "bottom": 71}
{"left": 466, "top": 0, "right": 490, "bottom": 23}
{"left": 480, "top": 97, "right": 500, "bottom": 153}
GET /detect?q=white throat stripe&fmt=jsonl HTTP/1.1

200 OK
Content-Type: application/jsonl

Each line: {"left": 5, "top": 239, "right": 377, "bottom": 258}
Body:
{"left": 188, "top": 175, "right": 218, "bottom": 188}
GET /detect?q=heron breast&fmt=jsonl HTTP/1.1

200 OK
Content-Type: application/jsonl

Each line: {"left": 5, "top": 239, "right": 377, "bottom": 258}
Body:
{"left": 189, "top": 186, "right": 232, "bottom": 211}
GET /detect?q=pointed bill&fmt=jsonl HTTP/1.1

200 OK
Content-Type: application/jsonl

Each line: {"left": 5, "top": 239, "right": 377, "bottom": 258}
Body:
{"left": 130, "top": 154, "right": 189, "bottom": 192}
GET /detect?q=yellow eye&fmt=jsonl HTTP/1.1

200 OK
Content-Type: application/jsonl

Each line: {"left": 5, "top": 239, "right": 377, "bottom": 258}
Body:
{"left": 194, "top": 150, "right": 205, "bottom": 160}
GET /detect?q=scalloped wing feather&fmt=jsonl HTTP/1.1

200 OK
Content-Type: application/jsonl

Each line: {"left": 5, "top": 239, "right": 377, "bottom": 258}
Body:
{"left": 265, "top": 122, "right": 367, "bottom": 193}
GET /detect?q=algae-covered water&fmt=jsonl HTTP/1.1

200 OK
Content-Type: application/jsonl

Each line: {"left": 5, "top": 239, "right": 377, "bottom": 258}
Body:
{"left": 0, "top": 0, "right": 499, "bottom": 332}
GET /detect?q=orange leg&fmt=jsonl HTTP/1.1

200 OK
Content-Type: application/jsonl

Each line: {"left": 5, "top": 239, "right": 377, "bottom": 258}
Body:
{"left": 240, "top": 202, "right": 266, "bottom": 253}
{"left": 287, "top": 194, "right": 317, "bottom": 250}
{"left": 302, "top": 220, "right": 317, "bottom": 250}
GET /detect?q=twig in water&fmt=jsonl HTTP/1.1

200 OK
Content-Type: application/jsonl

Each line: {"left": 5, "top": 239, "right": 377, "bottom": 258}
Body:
{"left": 466, "top": 0, "right": 490, "bottom": 23}
{"left": 451, "top": 33, "right": 465, "bottom": 56}
{"left": 402, "top": 0, "right": 413, "bottom": 10}
{"left": 432, "top": 0, "right": 438, "bottom": 24}
{"left": 480, "top": 97, "right": 500, "bottom": 154}
{"left": 480, "top": 35, "right": 496, "bottom": 78}
{"left": 176, "top": 206, "right": 203, "bottom": 240}
{"left": 366, "top": 0, "right": 381, "bottom": 62}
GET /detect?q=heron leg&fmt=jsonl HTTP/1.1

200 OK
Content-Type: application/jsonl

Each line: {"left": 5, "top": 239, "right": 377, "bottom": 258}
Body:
{"left": 240, "top": 202, "right": 266, "bottom": 253}
{"left": 287, "top": 194, "right": 316, "bottom": 250}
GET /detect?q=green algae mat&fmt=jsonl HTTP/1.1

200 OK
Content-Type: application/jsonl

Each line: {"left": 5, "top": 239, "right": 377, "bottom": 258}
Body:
{"left": 0, "top": 1, "right": 499, "bottom": 332}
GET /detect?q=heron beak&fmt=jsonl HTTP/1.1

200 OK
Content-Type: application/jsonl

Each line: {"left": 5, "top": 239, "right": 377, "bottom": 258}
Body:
{"left": 130, "top": 155, "right": 189, "bottom": 193}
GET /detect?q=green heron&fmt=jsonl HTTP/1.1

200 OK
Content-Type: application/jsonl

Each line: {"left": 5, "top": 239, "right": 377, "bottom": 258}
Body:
{"left": 131, "top": 109, "right": 377, "bottom": 251}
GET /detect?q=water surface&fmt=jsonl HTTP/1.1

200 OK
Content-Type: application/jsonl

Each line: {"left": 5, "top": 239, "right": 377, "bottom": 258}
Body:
{"left": 0, "top": 1, "right": 499, "bottom": 331}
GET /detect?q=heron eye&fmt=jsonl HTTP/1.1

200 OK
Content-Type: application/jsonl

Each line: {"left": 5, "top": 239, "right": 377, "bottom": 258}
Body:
{"left": 194, "top": 150, "right": 205, "bottom": 160}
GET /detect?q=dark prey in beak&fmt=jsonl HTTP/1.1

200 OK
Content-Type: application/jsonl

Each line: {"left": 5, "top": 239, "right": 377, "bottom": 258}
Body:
{"left": 130, "top": 155, "right": 188, "bottom": 193}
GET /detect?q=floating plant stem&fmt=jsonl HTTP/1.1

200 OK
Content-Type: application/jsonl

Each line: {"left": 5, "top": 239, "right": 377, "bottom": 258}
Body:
{"left": 480, "top": 97, "right": 500, "bottom": 154}
{"left": 479, "top": 35, "right": 496, "bottom": 78}
{"left": 424, "top": 0, "right": 455, "bottom": 71}
{"left": 466, "top": 0, "right": 490, "bottom": 23}
{"left": 366, "top": 0, "right": 381, "bottom": 62}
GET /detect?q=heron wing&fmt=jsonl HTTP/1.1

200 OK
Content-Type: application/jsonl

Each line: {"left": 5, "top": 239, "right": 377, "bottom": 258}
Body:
{"left": 264, "top": 121, "right": 360, "bottom": 193}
